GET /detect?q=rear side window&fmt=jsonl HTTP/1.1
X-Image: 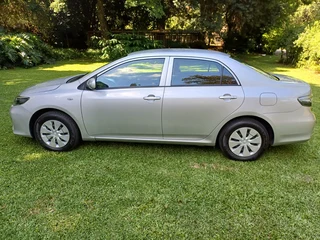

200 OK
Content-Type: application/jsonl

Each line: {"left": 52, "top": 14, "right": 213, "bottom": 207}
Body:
{"left": 171, "top": 59, "right": 238, "bottom": 86}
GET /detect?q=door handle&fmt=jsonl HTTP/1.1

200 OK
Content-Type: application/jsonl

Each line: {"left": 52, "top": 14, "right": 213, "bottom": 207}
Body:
{"left": 219, "top": 94, "right": 237, "bottom": 100}
{"left": 143, "top": 95, "right": 161, "bottom": 101}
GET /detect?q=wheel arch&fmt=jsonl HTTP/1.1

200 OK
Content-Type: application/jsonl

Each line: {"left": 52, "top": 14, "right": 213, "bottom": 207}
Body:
{"left": 29, "top": 108, "right": 82, "bottom": 139}
{"left": 216, "top": 116, "right": 274, "bottom": 148}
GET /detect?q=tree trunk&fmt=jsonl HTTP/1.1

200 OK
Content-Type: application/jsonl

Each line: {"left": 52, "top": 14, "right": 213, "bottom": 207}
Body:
{"left": 96, "top": 0, "right": 108, "bottom": 39}
{"left": 156, "top": 16, "right": 166, "bottom": 30}
{"left": 156, "top": 0, "right": 166, "bottom": 30}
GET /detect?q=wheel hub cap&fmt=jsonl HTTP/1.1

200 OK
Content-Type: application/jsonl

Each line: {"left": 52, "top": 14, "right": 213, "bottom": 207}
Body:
{"left": 40, "top": 120, "right": 70, "bottom": 148}
{"left": 228, "top": 127, "right": 262, "bottom": 157}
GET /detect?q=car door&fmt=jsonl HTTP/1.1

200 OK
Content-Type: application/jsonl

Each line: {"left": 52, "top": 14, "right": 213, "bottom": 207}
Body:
{"left": 162, "top": 57, "right": 244, "bottom": 140}
{"left": 81, "top": 58, "right": 168, "bottom": 139}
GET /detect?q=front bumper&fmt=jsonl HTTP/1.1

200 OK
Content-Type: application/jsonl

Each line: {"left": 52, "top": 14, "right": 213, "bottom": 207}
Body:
{"left": 10, "top": 105, "right": 33, "bottom": 138}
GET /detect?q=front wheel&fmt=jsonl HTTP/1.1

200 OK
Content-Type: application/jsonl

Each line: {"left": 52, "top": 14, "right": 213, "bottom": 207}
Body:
{"left": 219, "top": 118, "right": 270, "bottom": 161}
{"left": 34, "top": 111, "right": 81, "bottom": 151}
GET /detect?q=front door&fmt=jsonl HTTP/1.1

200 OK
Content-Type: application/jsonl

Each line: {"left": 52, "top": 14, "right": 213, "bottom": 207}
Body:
{"left": 81, "top": 58, "right": 167, "bottom": 139}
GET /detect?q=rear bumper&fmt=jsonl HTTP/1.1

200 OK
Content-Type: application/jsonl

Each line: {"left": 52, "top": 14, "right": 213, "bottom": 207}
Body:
{"left": 266, "top": 107, "right": 316, "bottom": 146}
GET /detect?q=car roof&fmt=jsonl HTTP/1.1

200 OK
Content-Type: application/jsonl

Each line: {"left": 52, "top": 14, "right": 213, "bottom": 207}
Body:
{"left": 128, "top": 48, "right": 230, "bottom": 59}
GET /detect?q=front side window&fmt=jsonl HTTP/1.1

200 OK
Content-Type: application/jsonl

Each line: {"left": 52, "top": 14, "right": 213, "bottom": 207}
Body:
{"left": 96, "top": 58, "right": 165, "bottom": 89}
{"left": 171, "top": 59, "right": 238, "bottom": 86}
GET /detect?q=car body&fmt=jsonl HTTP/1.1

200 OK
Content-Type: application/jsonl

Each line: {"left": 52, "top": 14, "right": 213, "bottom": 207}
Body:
{"left": 10, "top": 49, "right": 316, "bottom": 161}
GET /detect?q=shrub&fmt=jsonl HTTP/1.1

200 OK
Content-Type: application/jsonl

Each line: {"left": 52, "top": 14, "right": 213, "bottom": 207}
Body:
{"left": 52, "top": 48, "right": 86, "bottom": 60}
{"left": 97, "top": 34, "right": 164, "bottom": 60}
{"left": 0, "top": 33, "right": 93, "bottom": 69}
{"left": 0, "top": 33, "right": 56, "bottom": 68}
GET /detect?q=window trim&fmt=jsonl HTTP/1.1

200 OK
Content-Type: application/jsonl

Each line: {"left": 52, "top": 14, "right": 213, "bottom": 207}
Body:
{"left": 166, "top": 57, "right": 241, "bottom": 87}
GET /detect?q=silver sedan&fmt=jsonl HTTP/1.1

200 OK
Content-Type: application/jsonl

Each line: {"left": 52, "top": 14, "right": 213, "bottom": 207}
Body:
{"left": 10, "top": 49, "right": 316, "bottom": 161}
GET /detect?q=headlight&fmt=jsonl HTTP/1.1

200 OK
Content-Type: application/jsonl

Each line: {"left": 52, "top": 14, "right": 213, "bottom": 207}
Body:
{"left": 13, "top": 96, "right": 30, "bottom": 106}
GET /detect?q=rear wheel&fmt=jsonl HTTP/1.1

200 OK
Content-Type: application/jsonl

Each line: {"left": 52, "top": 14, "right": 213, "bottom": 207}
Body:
{"left": 34, "top": 111, "right": 81, "bottom": 151}
{"left": 219, "top": 118, "right": 269, "bottom": 161}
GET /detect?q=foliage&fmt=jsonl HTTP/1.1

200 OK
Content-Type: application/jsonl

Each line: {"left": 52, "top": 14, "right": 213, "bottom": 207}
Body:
{"left": 1, "top": 56, "right": 320, "bottom": 238}
{"left": 48, "top": 0, "right": 168, "bottom": 47}
{"left": 125, "top": 0, "right": 165, "bottom": 19}
{"left": 98, "top": 34, "right": 164, "bottom": 60}
{"left": 165, "top": 0, "right": 302, "bottom": 52}
{"left": 222, "top": 0, "right": 298, "bottom": 52}
{"left": 295, "top": 20, "right": 320, "bottom": 71}
{"left": 49, "top": 0, "right": 98, "bottom": 48}
{"left": 0, "top": 33, "right": 95, "bottom": 69}
{"left": 0, "top": 0, "right": 52, "bottom": 39}
{"left": 1, "top": 0, "right": 318, "bottom": 55}
{"left": 52, "top": 48, "right": 88, "bottom": 60}
{"left": 0, "top": 33, "right": 56, "bottom": 68}
{"left": 263, "top": 1, "right": 320, "bottom": 64}
{"left": 262, "top": 24, "right": 303, "bottom": 63}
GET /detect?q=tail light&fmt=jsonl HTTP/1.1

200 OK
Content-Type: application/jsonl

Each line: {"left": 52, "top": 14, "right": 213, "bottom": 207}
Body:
{"left": 298, "top": 95, "right": 312, "bottom": 107}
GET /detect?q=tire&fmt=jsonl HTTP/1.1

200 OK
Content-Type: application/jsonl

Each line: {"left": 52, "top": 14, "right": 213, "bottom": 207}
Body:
{"left": 34, "top": 111, "right": 81, "bottom": 151}
{"left": 218, "top": 118, "right": 269, "bottom": 161}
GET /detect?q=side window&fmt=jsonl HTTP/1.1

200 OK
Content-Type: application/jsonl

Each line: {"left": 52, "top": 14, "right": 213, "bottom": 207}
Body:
{"left": 171, "top": 59, "right": 238, "bottom": 86}
{"left": 222, "top": 67, "right": 238, "bottom": 85}
{"left": 96, "top": 58, "right": 165, "bottom": 89}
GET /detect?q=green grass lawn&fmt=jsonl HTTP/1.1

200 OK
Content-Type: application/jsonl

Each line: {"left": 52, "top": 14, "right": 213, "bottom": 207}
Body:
{"left": 0, "top": 56, "right": 319, "bottom": 239}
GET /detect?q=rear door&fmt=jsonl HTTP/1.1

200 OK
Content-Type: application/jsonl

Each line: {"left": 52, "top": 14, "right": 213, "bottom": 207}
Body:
{"left": 162, "top": 57, "right": 244, "bottom": 140}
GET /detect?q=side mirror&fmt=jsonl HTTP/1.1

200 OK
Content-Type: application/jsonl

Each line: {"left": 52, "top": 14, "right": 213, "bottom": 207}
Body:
{"left": 86, "top": 77, "right": 96, "bottom": 90}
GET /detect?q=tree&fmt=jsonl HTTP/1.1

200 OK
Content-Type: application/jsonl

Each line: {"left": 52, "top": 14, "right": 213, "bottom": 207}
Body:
{"left": 0, "top": 0, "right": 52, "bottom": 37}
{"left": 223, "top": 0, "right": 294, "bottom": 52}
{"left": 124, "top": 0, "right": 171, "bottom": 30}
{"left": 96, "top": 0, "right": 108, "bottom": 38}
{"left": 2, "top": 0, "right": 312, "bottom": 54}
{"left": 263, "top": 0, "right": 320, "bottom": 63}
{"left": 295, "top": 20, "right": 320, "bottom": 70}
{"left": 50, "top": 0, "right": 98, "bottom": 48}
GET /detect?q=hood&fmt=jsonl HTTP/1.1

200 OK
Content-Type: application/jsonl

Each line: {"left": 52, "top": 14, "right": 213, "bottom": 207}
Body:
{"left": 21, "top": 74, "right": 85, "bottom": 95}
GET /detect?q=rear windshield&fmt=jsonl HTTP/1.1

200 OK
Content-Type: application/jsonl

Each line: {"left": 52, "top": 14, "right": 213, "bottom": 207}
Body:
{"left": 247, "top": 65, "right": 279, "bottom": 81}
